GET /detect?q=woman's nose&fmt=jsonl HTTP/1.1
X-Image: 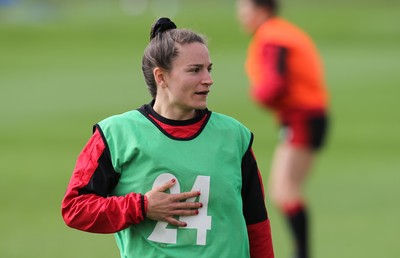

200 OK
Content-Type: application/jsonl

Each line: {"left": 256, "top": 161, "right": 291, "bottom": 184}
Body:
{"left": 202, "top": 71, "right": 213, "bottom": 86}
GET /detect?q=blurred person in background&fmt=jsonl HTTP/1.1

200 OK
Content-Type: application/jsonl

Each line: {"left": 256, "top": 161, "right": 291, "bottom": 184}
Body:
{"left": 62, "top": 17, "right": 274, "bottom": 258}
{"left": 236, "top": 1, "right": 329, "bottom": 258}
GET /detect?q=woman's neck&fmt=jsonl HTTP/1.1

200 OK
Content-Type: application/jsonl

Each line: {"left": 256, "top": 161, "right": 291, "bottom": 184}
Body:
{"left": 153, "top": 100, "right": 197, "bottom": 121}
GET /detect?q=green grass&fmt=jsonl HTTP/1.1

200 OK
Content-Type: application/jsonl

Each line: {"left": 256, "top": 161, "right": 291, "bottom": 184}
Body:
{"left": 1, "top": 0, "right": 399, "bottom": 257}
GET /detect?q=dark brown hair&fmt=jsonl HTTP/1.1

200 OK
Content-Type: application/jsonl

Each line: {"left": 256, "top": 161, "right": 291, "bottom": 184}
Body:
{"left": 253, "top": 0, "right": 278, "bottom": 14}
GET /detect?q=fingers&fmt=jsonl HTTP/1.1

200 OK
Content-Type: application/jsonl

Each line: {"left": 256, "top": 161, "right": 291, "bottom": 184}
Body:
{"left": 146, "top": 178, "right": 203, "bottom": 227}
{"left": 165, "top": 209, "right": 200, "bottom": 227}
{"left": 170, "top": 199, "right": 203, "bottom": 210}
{"left": 171, "top": 190, "right": 201, "bottom": 202}
{"left": 154, "top": 178, "right": 177, "bottom": 192}
{"left": 153, "top": 178, "right": 201, "bottom": 202}
{"left": 160, "top": 200, "right": 202, "bottom": 227}
{"left": 165, "top": 217, "right": 188, "bottom": 227}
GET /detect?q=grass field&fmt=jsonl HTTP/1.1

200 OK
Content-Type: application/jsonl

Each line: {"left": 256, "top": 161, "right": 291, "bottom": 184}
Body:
{"left": 1, "top": 0, "right": 399, "bottom": 257}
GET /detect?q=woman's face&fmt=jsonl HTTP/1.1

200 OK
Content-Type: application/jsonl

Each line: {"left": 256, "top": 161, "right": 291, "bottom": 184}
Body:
{"left": 161, "top": 42, "right": 213, "bottom": 116}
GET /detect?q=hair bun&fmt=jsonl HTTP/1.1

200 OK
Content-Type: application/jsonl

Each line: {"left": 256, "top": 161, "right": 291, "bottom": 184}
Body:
{"left": 150, "top": 17, "right": 177, "bottom": 40}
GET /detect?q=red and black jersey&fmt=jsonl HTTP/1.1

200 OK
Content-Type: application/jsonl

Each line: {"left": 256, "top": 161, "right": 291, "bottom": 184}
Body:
{"left": 61, "top": 102, "right": 274, "bottom": 258}
{"left": 246, "top": 17, "right": 328, "bottom": 122}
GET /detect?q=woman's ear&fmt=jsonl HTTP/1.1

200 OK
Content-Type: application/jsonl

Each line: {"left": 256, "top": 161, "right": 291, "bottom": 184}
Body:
{"left": 153, "top": 67, "right": 167, "bottom": 88}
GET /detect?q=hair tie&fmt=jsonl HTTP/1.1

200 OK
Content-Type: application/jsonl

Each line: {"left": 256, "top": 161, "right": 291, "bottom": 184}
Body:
{"left": 150, "top": 17, "right": 177, "bottom": 40}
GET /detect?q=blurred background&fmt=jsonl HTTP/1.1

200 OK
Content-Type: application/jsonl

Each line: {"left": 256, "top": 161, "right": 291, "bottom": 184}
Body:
{"left": 1, "top": 0, "right": 399, "bottom": 257}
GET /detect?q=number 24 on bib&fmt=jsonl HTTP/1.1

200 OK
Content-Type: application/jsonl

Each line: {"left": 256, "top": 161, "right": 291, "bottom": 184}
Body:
{"left": 148, "top": 173, "right": 212, "bottom": 245}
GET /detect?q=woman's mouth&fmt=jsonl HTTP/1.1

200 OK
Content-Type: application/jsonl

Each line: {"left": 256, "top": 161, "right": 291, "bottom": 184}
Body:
{"left": 195, "top": 90, "right": 209, "bottom": 95}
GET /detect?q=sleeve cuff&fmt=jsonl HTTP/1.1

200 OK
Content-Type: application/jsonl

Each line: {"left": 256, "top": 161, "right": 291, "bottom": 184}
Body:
{"left": 141, "top": 194, "right": 148, "bottom": 218}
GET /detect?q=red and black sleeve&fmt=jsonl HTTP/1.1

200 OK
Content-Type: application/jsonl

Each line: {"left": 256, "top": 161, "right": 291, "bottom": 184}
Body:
{"left": 61, "top": 127, "right": 146, "bottom": 234}
{"left": 251, "top": 44, "right": 287, "bottom": 110}
{"left": 242, "top": 135, "right": 274, "bottom": 258}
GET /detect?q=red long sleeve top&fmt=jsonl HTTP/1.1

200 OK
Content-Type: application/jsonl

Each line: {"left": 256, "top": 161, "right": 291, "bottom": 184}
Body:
{"left": 61, "top": 104, "right": 274, "bottom": 258}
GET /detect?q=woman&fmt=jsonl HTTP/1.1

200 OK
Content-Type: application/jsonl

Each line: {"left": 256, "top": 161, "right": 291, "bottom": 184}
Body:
{"left": 236, "top": 1, "right": 329, "bottom": 258}
{"left": 62, "top": 17, "right": 274, "bottom": 258}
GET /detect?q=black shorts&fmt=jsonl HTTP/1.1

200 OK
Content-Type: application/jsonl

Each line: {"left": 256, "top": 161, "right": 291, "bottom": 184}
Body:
{"left": 280, "top": 112, "right": 328, "bottom": 151}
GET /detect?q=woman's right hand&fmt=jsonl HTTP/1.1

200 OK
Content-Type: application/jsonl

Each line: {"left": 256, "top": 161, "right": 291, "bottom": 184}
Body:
{"left": 144, "top": 179, "right": 202, "bottom": 227}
